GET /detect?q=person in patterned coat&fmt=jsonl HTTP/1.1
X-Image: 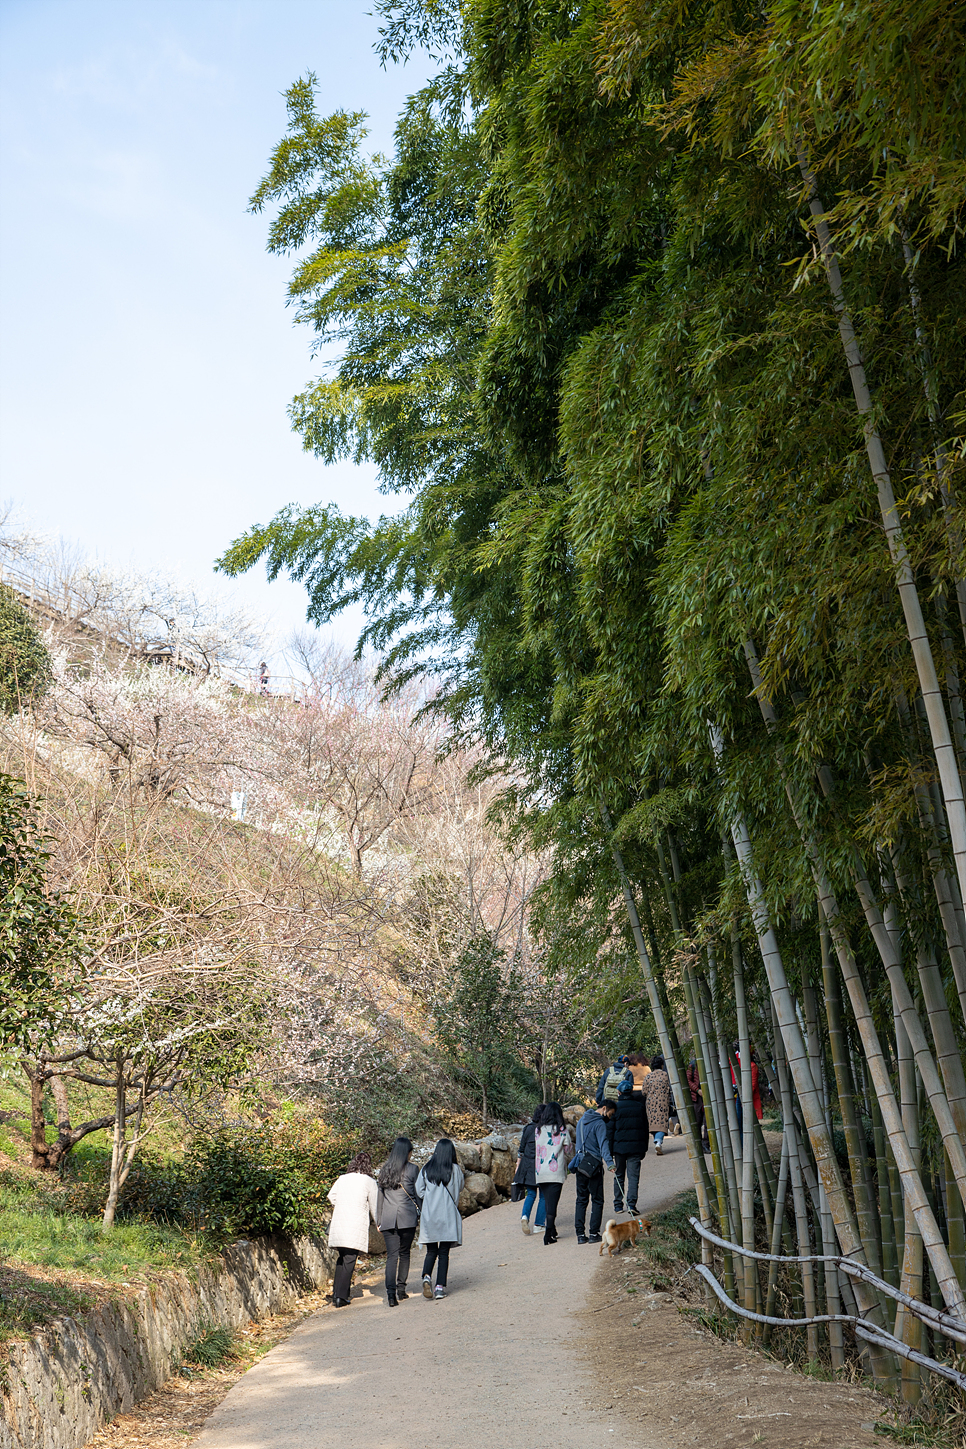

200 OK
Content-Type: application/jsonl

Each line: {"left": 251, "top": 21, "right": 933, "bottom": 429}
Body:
{"left": 643, "top": 1054, "right": 672, "bottom": 1155}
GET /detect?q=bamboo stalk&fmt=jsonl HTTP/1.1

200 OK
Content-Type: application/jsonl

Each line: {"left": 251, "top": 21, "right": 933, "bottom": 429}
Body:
{"left": 894, "top": 1013, "right": 924, "bottom": 1405}
{"left": 820, "top": 914, "right": 882, "bottom": 1276}
{"left": 871, "top": 1092, "right": 899, "bottom": 1289}
{"left": 709, "top": 723, "right": 896, "bottom": 1356}
{"left": 692, "top": 964, "right": 739, "bottom": 1257}
{"left": 741, "top": 647, "right": 966, "bottom": 1313}
{"left": 762, "top": 1127, "right": 791, "bottom": 1339}
{"left": 843, "top": 856, "right": 966, "bottom": 1204}
{"left": 890, "top": 848, "right": 966, "bottom": 1144}
{"left": 698, "top": 962, "right": 742, "bottom": 1241}
{"left": 602, "top": 810, "right": 714, "bottom": 1231}
{"left": 947, "top": 1152, "right": 966, "bottom": 1294}
{"left": 796, "top": 151, "right": 966, "bottom": 916}
{"left": 901, "top": 233, "right": 966, "bottom": 647}
{"left": 734, "top": 933, "right": 758, "bottom": 1333}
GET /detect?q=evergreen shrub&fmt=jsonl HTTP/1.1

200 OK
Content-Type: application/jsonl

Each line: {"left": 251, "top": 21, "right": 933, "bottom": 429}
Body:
{"left": 65, "top": 1120, "right": 358, "bottom": 1240}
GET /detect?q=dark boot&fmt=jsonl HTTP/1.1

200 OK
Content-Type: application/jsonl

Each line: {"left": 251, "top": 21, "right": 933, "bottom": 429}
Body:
{"left": 387, "top": 1289, "right": 398, "bottom": 1307}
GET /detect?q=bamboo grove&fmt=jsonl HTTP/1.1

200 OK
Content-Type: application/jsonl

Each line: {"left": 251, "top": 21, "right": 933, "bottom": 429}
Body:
{"left": 219, "top": 0, "right": 966, "bottom": 1401}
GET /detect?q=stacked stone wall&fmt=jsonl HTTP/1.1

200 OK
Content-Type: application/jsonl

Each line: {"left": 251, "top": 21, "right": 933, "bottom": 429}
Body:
{"left": 1, "top": 1109, "right": 588, "bottom": 1448}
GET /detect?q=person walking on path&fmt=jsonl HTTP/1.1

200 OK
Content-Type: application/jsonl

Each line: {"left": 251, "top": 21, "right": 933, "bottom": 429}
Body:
{"left": 687, "top": 1056, "right": 711, "bottom": 1153}
{"left": 327, "top": 1152, "right": 379, "bottom": 1307}
{"left": 415, "top": 1138, "right": 464, "bottom": 1300}
{"left": 513, "top": 1105, "right": 547, "bottom": 1237}
{"left": 644, "top": 1055, "right": 671, "bottom": 1154}
{"left": 595, "top": 1052, "right": 644, "bottom": 1106}
{"left": 377, "top": 1137, "right": 420, "bottom": 1307}
{"left": 729, "top": 1046, "right": 763, "bottom": 1129}
{"left": 572, "top": 1102, "right": 615, "bottom": 1243}
{"left": 614, "top": 1057, "right": 649, "bottom": 1211}
{"left": 533, "top": 1102, "right": 573, "bottom": 1245}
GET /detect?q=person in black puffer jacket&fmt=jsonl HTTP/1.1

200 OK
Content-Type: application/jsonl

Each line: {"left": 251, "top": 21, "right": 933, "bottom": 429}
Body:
{"left": 512, "top": 1105, "right": 547, "bottom": 1235}
{"left": 613, "top": 1056, "right": 649, "bottom": 1212}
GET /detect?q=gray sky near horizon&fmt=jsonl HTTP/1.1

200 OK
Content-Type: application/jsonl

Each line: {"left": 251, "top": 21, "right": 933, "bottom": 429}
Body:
{"left": 0, "top": 0, "right": 433, "bottom": 671}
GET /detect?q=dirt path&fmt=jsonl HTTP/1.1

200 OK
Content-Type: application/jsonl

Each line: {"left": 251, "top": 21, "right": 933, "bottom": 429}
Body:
{"left": 190, "top": 1141, "right": 696, "bottom": 1449}
{"left": 84, "top": 1137, "right": 896, "bottom": 1449}
{"left": 583, "top": 1244, "right": 887, "bottom": 1448}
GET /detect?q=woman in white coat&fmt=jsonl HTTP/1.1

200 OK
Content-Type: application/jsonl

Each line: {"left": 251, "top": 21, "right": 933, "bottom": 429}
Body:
{"left": 414, "top": 1139, "right": 464, "bottom": 1300}
{"left": 327, "top": 1152, "right": 379, "bottom": 1307}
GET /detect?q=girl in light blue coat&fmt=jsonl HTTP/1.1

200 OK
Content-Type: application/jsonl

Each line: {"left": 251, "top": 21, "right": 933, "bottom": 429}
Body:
{"left": 415, "top": 1138, "right": 464, "bottom": 1300}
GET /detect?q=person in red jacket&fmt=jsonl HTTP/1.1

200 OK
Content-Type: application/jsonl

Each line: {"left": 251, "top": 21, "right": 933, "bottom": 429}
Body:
{"left": 730, "top": 1047, "right": 763, "bottom": 1122}
{"left": 686, "top": 1057, "right": 711, "bottom": 1153}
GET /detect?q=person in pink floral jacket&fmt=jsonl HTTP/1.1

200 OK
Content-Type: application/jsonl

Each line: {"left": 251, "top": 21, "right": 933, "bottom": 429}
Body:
{"left": 534, "top": 1101, "right": 574, "bottom": 1245}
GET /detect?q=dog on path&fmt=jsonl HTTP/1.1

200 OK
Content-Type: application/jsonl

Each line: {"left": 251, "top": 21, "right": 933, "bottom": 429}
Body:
{"left": 600, "top": 1216, "right": 652, "bottom": 1255}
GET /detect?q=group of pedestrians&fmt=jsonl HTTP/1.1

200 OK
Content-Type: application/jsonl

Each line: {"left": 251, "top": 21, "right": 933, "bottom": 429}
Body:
{"left": 326, "top": 1138, "right": 465, "bottom": 1307}
{"left": 324, "top": 1050, "right": 676, "bottom": 1305}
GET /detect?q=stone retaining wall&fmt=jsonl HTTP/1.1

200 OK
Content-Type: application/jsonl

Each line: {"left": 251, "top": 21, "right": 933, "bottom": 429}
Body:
{"left": 2, "top": 1114, "right": 587, "bottom": 1449}
{"left": 0, "top": 1235, "right": 330, "bottom": 1449}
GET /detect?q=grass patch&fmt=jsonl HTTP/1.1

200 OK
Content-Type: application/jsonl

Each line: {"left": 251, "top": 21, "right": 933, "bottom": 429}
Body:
{"left": 874, "top": 1416, "right": 965, "bottom": 1447}
{"left": 182, "top": 1323, "right": 241, "bottom": 1368}
{"left": 0, "top": 1172, "right": 205, "bottom": 1278}
{"left": 0, "top": 1165, "right": 210, "bottom": 1341}
{"left": 0, "top": 1263, "right": 95, "bottom": 1341}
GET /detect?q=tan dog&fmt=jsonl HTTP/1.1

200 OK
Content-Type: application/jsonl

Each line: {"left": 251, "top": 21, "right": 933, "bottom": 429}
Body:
{"left": 599, "top": 1216, "right": 652, "bottom": 1255}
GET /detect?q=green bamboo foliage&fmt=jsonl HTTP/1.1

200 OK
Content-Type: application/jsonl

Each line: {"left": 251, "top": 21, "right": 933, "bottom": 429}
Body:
{"left": 222, "top": 0, "right": 966, "bottom": 1402}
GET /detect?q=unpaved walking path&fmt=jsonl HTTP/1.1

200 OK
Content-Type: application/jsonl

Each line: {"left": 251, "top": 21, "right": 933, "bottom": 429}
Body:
{"left": 192, "top": 1141, "right": 695, "bottom": 1449}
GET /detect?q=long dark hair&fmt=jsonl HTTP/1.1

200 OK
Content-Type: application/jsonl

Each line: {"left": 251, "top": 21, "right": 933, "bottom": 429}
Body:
{"left": 536, "top": 1101, "right": 565, "bottom": 1133}
{"left": 531, "top": 1103, "right": 545, "bottom": 1124}
{"left": 423, "top": 1138, "right": 457, "bottom": 1185}
{"left": 378, "top": 1137, "right": 413, "bottom": 1191}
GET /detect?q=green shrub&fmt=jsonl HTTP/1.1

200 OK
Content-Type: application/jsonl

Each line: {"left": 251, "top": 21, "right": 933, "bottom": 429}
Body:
{"left": 63, "top": 1117, "right": 358, "bottom": 1240}
{"left": 186, "top": 1120, "right": 354, "bottom": 1237}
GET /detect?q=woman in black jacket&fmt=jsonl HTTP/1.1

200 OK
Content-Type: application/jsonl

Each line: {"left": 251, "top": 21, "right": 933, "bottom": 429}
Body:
{"left": 511, "top": 1104, "right": 546, "bottom": 1236}
{"left": 612, "top": 1069, "right": 649, "bottom": 1213}
{"left": 377, "top": 1137, "right": 420, "bottom": 1306}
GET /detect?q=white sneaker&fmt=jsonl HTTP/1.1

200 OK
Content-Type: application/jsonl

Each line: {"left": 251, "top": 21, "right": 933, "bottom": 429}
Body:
{"left": 521, "top": 1218, "right": 531, "bottom": 1235}
{"left": 655, "top": 1143, "right": 663, "bottom": 1155}
{"left": 434, "top": 1284, "right": 446, "bottom": 1299}
{"left": 422, "top": 1276, "right": 433, "bottom": 1299}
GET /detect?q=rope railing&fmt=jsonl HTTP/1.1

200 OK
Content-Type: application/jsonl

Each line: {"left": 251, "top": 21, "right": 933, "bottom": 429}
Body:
{"left": 689, "top": 1216, "right": 966, "bottom": 1343}
{"left": 688, "top": 1217, "right": 966, "bottom": 1390}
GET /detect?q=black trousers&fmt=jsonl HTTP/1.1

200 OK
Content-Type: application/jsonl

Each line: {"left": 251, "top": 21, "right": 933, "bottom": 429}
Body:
{"left": 574, "top": 1167, "right": 605, "bottom": 1236}
{"left": 332, "top": 1247, "right": 358, "bottom": 1301}
{"left": 613, "top": 1153, "right": 642, "bottom": 1211}
{"left": 537, "top": 1181, "right": 563, "bottom": 1239}
{"left": 422, "top": 1241, "right": 454, "bottom": 1287}
{"left": 383, "top": 1225, "right": 416, "bottom": 1290}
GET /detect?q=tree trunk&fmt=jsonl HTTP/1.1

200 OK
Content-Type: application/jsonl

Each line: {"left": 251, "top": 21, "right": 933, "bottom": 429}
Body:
{"left": 820, "top": 916, "right": 882, "bottom": 1277}
{"left": 26, "top": 1060, "right": 50, "bottom": 1171}
{"left": 894, "top": 1013, "right": 924, "bottom": 1405}
{"left": 102, "top": 1060, "right": 126, "bottom": 1233}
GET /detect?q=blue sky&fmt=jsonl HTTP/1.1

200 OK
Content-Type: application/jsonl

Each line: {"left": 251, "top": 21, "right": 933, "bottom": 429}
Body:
{"left": 0, "top": 0, "right": 434, "bottom": 664}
